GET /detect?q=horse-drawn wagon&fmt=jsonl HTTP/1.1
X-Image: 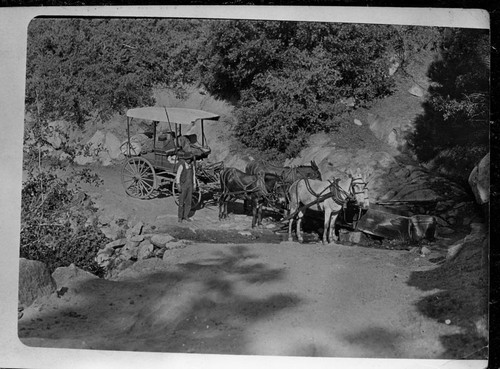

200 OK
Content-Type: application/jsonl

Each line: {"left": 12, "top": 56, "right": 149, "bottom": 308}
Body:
{"left": 120, "top": 106, "right": 224, "bottom": 207}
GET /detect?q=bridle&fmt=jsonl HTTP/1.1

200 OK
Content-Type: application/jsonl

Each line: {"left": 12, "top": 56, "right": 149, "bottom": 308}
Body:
{"left": 349, "top": 176, "right": 368, "bottom": 197}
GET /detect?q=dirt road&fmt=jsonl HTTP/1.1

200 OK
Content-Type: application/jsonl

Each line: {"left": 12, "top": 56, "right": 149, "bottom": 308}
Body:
{"left": 18, "top": 164, "right": 488, "bottom": 359}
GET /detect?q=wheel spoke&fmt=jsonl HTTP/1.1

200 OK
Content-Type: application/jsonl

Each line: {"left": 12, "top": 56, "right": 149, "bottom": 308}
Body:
{"left": 124, "top": 163, "right": 137, "bottom": 176}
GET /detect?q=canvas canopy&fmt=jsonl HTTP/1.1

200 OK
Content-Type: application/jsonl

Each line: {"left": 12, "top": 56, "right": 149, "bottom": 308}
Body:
{"left": 126, "top": 107, "right": 220, "bottom": 125}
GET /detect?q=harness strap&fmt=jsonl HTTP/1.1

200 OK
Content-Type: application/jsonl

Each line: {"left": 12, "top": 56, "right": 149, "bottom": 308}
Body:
{"left": 221, "top": 168, "right": 268, "bottom": 197}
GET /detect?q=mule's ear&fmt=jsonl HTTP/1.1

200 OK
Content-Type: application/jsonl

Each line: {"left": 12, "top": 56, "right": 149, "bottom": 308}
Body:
{"left": 311, "top": 160, "right": 317, "bottom": 169}
{"left": 346, "top": 168, "right": 353, "bottom": 177}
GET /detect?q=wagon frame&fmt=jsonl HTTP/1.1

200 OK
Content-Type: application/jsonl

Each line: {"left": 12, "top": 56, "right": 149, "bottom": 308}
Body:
{"left": 120, "top": 106, "right": 223, "bottom": 208}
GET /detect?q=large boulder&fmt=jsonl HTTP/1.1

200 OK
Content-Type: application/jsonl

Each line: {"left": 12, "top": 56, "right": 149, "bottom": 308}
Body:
{"left": 52, "top": 263, "right": 99, "bottom": 289}
{"left": 105, "top": 131, "right": 124, "bottom": 160}
{"left": 18, "top": 258, "right": 56, "bottom": 308}
{"left": 468, "top": 153, "right": 490, "bottom": 205}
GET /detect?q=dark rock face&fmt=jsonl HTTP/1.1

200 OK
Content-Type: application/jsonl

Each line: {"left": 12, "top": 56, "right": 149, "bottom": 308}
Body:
{"left": 18, "top": 258, "right": 56, "bottom": 308}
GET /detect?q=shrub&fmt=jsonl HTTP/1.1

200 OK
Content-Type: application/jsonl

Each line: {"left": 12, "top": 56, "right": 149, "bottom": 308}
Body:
{"left": 20, "top": 170, "right": 107, "bottom": 277}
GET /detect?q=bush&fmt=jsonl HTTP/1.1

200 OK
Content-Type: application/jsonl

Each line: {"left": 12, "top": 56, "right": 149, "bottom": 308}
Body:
{"left": 199, "top": 21, "right": 398, "bottom": 157}
{"left": 20, "top": 170, "right": 107, "bottom": 278}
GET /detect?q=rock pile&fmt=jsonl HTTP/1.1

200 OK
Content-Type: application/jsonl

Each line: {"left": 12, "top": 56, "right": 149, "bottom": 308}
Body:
{"left": 96, "top": 221, "right": 191, "bottom": 279}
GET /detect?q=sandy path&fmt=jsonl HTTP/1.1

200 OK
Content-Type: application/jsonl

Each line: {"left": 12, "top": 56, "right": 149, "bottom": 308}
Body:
{"left": 18, "top": 164, "right": 486, "bottom": 359}
{"left": 19, "top": 239, "right": 461, "bottom": 358}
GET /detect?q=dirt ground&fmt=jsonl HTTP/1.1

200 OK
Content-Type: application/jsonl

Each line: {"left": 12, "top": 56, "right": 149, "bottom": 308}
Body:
{"left": 18, "top": 163, "right": 489, "bottom": 360}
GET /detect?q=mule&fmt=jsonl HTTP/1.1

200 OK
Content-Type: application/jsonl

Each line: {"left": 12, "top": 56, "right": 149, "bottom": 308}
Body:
{"left": 245, "top": 160, "right": 322, "bottom": 184}
{"left": 219, "top": 167, "right": 270, "bottom": 228}
{"left": 287, "top": 170, "right": 369, "bottom": 244}
{"left": 245, "top": 160, "right": 321, "bottom": 214}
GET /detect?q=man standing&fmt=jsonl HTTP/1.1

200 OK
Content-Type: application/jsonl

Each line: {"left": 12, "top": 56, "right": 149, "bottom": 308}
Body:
{"left": 176, "top": 151, "right": 196, "bottom": 223}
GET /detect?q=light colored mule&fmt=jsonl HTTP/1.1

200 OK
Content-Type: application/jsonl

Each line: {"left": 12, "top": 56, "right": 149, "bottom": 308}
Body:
{"left": 288, "top": 170, "right": 369, "bottom": 244}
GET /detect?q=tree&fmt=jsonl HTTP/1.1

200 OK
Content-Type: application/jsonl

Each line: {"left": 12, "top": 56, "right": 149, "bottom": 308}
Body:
{"left": 409, "top": 28, "right": 489, "bottom": 182}
{"left": 198, "top": 21, "right": 398, "bottom": 157}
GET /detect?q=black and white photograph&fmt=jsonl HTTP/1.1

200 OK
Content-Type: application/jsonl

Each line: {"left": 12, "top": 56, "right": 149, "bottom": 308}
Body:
{"left": 0, "top": 5, "right": 491, "bottom": 369}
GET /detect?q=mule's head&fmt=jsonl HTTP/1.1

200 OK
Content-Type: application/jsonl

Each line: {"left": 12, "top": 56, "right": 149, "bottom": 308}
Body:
{"left": 348, "top": 169, "right": 370, "bottom": 209}
{"left": 302, "top": 160, "right": 322, "bottom": 180}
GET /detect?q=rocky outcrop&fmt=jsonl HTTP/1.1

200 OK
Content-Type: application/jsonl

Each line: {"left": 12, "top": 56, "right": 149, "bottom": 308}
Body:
{"left": 52, "top": 263, "right": 99, "bottom": 289}
{"left": 446, "top": 222, "right": 488, "bottom": 262}
{"left": 468, "top": 152, "right": 490, "bottom": 205}
{"left": 96, "top": 219, "right": 191, "bottom": 279}
{"left": 74, "top": 130, "right": 124, "bottom": 166}
{"left": 18, "top": 258, "right": 56, "bottom": 308}
{"left": 285, "top": 140, "right": 473, "bottom": 230}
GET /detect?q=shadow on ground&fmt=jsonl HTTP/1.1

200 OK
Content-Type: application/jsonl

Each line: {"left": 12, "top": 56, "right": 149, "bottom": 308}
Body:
{"left": 19, "top": 245, "right": 301, "bottom": 354}
{"left": 407, "top": 239, "right": 488, "bottom": 359}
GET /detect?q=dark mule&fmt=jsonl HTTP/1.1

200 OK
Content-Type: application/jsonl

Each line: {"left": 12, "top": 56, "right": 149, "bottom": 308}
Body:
{"left": 245, "top": 160, "right": 321, "bottom": 216}
{"left": 219, "top": 167, "right": 270, "bottom": 228}
{"left": 245, "top": 160, "right": 322, "bottom": 184}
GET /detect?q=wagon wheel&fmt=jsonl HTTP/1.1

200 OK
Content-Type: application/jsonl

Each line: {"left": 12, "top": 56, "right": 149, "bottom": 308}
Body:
{"left": 121, "top": 157, "right": 157, "bottom": 199}
{"left": 172, "top": 178, "right": 201, "bottom": 208}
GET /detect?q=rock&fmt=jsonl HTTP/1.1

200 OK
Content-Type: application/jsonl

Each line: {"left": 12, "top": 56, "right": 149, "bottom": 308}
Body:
{"left": 51, "top": 263, "right": 98, "bottom": 289}
{"left": 447, "top": 242, "right": 464, "bottom": 260}
{"left": 18, "top": 258, "right": 56, "bottom": 308}
{"left": 346, "top": 231, "right": 363, "bottom": 244}
{"left": 150, "top": 234, "right": 175, "bottom": 247}
{"left": 420, "top": 246, "right": 432, "bottom": 256}
{"left": 129, "top": 234, "right": 145, "bottom": 243}
{"left": 74, "top": 154, "right": 96, "bottom": 165}
{"left": 164, "top": 240, "right": 192, "bottom": 250}
{"left": 107, "top": 259, "right": 135, "bottom": 279}
{"left": 137, "top": 241, "right": 154, "bottom": 260}
{"left": 105, "top": 131, "right": 124, "bottom": 160}
{"left": 408, "top": 84, "right": 425, "bottom": 97}
{"left": 126, "top": 221, "right": 144, "bottom": 238}
{"left": 353, "top": 118, "right": 362, "bottom": 126}
{"left": 387, "top": 129, "right": 399, "bottom": 148}
{"left": 120, "top": 239, "right": 141, "bottom": 259}
{"left": 103, "top": 238, "right": 127, "bottom": 250}
{"left": 100, "top": 220, "right": 126, "bottom": 240}
{"left": 468, "top": 152, "right": 489, "bottom": 205}
{"left": 95, "top": 248, "right": 114, "bottom": 268}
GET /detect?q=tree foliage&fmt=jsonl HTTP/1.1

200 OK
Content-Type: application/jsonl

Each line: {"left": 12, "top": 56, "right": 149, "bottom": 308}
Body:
{"left": 408, "top": 28, "right": 489, "bottom": 181}
{"left": 25, "top": 18, "right": 208, "bottom": 127}
{"left": 20, "top": 167, "right": 107, "bottom": 277}
{"left": 198, "top": 21, "right": 400, "bottom": 156}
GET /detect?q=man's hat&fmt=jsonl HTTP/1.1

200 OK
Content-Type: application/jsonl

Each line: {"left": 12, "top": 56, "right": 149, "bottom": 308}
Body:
{"left": 178, "top": 151, "right": 194, "bottom": 160}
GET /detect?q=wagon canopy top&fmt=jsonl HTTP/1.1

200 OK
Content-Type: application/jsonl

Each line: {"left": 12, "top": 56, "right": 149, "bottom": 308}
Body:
{"left": 126, "top": 107, "right": 220, "bottom": 125}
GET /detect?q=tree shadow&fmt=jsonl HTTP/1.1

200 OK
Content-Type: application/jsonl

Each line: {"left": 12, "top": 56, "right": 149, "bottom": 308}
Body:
{"left": 407, "top": 240, "right": 488, "bottom": 359}
{"left": 342, "top": 326, "right": 404, "bottom": 358}
{"left": 18, "top": 245, "right": 301, "bottom": 355}
{"left": 404, "top": 28, "right": 489, "bottom": 185}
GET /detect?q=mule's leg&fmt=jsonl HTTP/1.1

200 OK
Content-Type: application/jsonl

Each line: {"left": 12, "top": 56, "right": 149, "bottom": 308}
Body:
{"left": 296, "top": 211, "right": 304, "bottom": 243}
{"left": 257, "top": 199, "right": 263, "bottom": 226}
{"left": 329, "top": 214, "right": 339, "bottom": 243}
{"left": 288, "top": 217, "right": 294, "bottom": 242}
{"left": 251, "top": 202, "right": 257, "bottom": 228}
{"left": 218, "top": 194, "right": 225, "bottom": 220}
{"left": 323, "top": 207, "right": 331, "bottom": 244}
